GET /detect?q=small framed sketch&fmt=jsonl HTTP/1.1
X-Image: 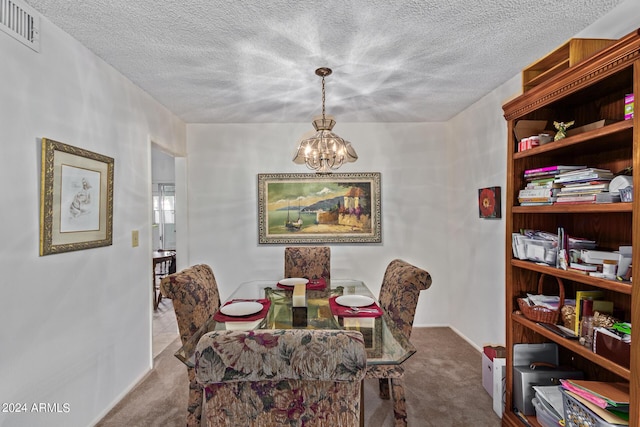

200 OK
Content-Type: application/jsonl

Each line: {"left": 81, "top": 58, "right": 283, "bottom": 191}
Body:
{"left": 478, "top": 186, "right": 501, "bottom": 219}
{"left": 40, "top": 138, "right": 114, "bottom": 255}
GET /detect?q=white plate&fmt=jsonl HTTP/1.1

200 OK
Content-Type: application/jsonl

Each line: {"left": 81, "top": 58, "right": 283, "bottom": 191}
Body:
{"left": 278, "top": 278, "right": 309, "bottom": 287}
{"left": 220, "top": 301, "right": 264, "bottom": 317}
{"left": 335, "top": 295, "right": 375, "bottom": 307}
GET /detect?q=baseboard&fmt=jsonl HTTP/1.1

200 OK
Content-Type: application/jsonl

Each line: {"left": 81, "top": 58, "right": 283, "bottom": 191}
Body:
{"left": 448, "top": 325, "right": 483, "bottom": 353}
{"left": 88, "top": 366, "right": 152, "bottom": 426}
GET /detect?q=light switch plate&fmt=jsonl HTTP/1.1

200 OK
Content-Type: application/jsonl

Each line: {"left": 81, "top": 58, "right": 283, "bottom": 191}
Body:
{"left": 132, "top": 230, "right": 139, "bottom": 247}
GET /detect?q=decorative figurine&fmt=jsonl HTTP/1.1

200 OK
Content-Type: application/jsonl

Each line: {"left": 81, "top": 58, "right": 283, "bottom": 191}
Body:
{"left": 553, "top": 120, "right": 575, "bottom": 141}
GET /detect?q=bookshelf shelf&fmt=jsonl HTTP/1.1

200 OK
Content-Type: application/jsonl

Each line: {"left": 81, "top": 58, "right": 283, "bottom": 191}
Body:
{"left": 511, "top": 314, "right": 631, "bottom": 380}
{"left": 512, "top": 202, "right": 632, "bottom": 214}
{"left": 512, "top": 120, "right": 633, "bottom": 160}
{"left": 502, "top": 29, "right": 640, "bottom": 427}
{"left": 510, "top": 260, "right": 633, "bottom": 295}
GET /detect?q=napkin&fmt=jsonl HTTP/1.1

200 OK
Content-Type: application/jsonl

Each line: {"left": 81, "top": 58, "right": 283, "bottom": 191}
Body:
{"left": 328, "top": 296, "right": 383, "bottom": 318}
{"left": 213, "top": 299, "right": 271, "bottom": 322}
{"left": 277, "top": 277, "right": 327, "bottom": 290}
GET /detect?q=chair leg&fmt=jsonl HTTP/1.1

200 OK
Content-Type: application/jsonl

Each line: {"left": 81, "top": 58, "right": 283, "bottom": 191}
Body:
{"left": 390, "top": 378, "right": 407, "bottom": 427}
{"left": 378, "top": 378, "right": 390, "bottom": 399}
{"left": 360, "top": 380, "right": 365, "bottom": 427}
{"left": 187, "top": 368, "right": 203, "bottom": 426}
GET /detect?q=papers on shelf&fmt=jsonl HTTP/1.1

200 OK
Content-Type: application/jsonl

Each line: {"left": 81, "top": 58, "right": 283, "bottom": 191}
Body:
{"left": 525, "top": 293, "right": 562, "bottom": 310}
{"left": 512, "top": 233, "right": 528, "bottom": 260}
{"left": 562, "top": 379, "right": 630, "bottom": 408}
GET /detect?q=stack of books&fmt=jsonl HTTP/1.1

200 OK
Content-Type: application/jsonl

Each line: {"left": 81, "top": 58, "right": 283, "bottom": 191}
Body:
{"left": 519, "top": 166, "right": 584, "bottom": 205}
{"left": 554, "top": 168, "right": 615, "bottom": 204}
{"left": 518, "top": 165, "right": 585, "bottom": 206}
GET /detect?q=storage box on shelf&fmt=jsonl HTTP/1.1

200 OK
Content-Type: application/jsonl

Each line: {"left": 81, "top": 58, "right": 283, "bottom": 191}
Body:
{"left": 502, "top": 28, "right": 640, "bottom": 427}
{"left": 522, "top": 38, "right": 616, "bottom": 92}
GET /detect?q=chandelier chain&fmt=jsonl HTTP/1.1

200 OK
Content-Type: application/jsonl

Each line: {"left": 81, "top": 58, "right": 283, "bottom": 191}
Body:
{"left": 321, "top": 75, "right": 326, "bottom": 120}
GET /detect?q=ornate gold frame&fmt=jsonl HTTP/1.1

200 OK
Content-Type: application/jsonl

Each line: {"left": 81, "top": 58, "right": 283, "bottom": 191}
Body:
{"left": 258, "top": 172, "right": 381, "bottom": 244}
{"left": 40, "top": 138, "right": 114, "bottom": 255}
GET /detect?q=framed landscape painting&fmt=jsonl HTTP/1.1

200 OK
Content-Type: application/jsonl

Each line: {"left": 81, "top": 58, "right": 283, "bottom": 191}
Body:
{"left": 40, "top": 138, "right": 114, "bottom": 255}
{"left": 258, "top": 172, "right": 381, "bottom": 244}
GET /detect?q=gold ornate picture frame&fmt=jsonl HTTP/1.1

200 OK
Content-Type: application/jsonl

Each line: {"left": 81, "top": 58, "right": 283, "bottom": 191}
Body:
{"left": 40, "top": 138, "right": 114, "bottom": 255}
{"left": 258, "top": 172, "right": 381, "bottom": 244}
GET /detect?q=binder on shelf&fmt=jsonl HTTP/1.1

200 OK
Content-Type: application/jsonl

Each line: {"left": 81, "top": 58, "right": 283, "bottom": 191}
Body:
{"left": 573, "top": 290, "right": 603, "bottom": 335}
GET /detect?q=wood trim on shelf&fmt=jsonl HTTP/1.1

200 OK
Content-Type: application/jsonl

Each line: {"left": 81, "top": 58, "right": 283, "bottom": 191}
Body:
{"left": 505, "top": 29, "right": 640, "bottom": 121}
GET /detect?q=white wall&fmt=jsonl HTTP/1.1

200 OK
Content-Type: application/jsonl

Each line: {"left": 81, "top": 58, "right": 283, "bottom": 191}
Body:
{"left": 0, "top": 16, "right": 185, "bottom": 427}
{"left": 445, "top": 74, "right": 520, "bottom": 346}
{"left": 186, "top": 122, "right": 452, "bottom": 325}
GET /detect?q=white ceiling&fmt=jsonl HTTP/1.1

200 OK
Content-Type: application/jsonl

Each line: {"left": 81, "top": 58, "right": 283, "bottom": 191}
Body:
{"left": 24, "top": 0, "right": 623, "bottom": 123}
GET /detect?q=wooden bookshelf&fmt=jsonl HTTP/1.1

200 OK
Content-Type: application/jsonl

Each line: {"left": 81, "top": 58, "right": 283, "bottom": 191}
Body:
{"left": 503, "top": 29, "right": 640, "bottom": 426}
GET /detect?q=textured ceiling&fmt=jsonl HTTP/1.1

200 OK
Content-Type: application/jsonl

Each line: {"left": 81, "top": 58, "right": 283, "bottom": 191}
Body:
{"left": 25, "top": 0, "right": 622, "bottom": 123}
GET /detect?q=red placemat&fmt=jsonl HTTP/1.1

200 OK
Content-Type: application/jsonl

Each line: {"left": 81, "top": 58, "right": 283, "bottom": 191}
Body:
{"left": 213, "top": 299, "right": 271, "bottom": 322}
{"left": 276, "top": 277, "right": 326, "bottom": 290}
{"left": 329, "top": 296, "right": 383, "bottom": 318}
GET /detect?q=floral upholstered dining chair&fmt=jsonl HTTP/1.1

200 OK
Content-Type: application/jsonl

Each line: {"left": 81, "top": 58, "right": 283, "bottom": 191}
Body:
{"left": 284, "top": 246, "right": 331, "bottom": 280}
{"left": 366, "top": 259, "right": 432, "bottom": 427}
{"left": 160, "top": 264, "right": 221, "bottom": 427}
{"left": 194, "top": 329, "right": 366, "bottom": 427}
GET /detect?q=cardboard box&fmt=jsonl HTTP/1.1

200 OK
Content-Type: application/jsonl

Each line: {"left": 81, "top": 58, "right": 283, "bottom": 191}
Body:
{"left": 482, "top": 353, "right": 494, "bottom": 397}
{"left": 514, "top": 120, "right": 548, "bottom": 142}
{"left": 492, "top": 358, "right": 506, "bottom": 417}
{"left": 579, "top": 249, "right": 620, "bottom": 265}
{"left": 594, "top": 329, "right": 630, "bottom": 368}
{"left": 625, "top": 93, "right": 634, "bottom": 120}
{"left": 482, "top": 345, "right": 506, "bottom": 398}
{"left": 566, "top": 119, "right": 615, "bottom": 137}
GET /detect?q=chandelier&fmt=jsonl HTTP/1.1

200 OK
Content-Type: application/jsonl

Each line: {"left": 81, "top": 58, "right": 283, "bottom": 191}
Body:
{"left": 293, "top": 67, "right": 357, "bottom": 174}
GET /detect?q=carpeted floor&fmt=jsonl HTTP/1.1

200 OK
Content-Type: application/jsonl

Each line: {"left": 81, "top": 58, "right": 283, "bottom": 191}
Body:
{"left": 96, "top": 326, "right": 501, "bottom": 426}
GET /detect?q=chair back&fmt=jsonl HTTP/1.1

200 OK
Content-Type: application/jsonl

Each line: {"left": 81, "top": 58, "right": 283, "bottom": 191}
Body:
{"left": 284, "top": 246, "right": 331, "bottom": 279}
{"left": 378, "top": 259, "right": 432, "bottom": 340}
{"left": 160, "top": 264, "right": 221, "bottom": 345}
{"left": 195, "top": 329, "right": 366, "bottom": 427}
{"left": 160, "top": 264, "right": 221, "bottom": 427}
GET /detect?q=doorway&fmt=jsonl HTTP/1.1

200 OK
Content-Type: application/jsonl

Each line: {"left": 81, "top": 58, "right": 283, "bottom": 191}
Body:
{"left": 151, "top": 144, "right": 179, "bottom": 358}
{"left": 153, "top": 183, "right": 176, "bottom": 250}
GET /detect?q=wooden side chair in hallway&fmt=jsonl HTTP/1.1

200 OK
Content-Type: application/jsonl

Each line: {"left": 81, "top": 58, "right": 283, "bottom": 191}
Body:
{"left": 160, "top": 264, "right": 221, "bottom": 427}
{"left": 194, "top": 329, "right": 366, "bottom": 427}
{"left": 284, "top": 246, "right": 331, "bottom": 279}
{"left": 153, "top": 251, "right": 176, "bottom": 310}
{"left": 366, "top": 259, "right": 432, "bottom": 427}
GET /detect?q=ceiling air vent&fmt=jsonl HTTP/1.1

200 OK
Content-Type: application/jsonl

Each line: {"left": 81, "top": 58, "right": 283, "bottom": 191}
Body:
{"left": 0, "top": 0, "right": 40, "bottom": 52}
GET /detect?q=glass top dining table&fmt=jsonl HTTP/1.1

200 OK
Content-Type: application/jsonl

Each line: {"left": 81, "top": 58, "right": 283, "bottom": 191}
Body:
{"left": 175, "top": 279, "right": 416, "bottom": 368}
